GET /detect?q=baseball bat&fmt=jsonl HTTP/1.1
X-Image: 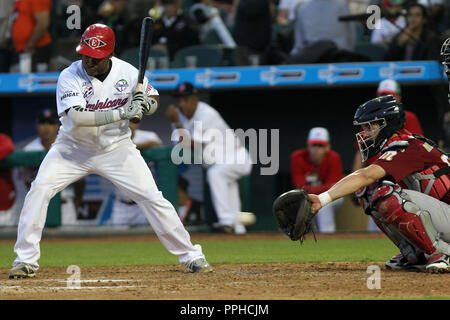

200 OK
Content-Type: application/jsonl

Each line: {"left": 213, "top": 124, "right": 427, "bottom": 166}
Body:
{"left": 131, "top": 17, "right": 154, "bottom": 123}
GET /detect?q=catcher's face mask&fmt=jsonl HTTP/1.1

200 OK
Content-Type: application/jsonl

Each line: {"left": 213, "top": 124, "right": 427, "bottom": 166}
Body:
{"left": 354, "top": 119, "right": 387, "bottom": 162}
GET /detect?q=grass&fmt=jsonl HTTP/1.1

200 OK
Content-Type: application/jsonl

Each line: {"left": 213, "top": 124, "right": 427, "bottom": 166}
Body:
{"left": 0, "top": 237, "right": 398, "bottom": 268}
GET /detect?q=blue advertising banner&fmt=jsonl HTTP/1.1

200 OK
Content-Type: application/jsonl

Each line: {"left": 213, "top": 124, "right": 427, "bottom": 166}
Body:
{"left": 0, "top": 61, "right": 445, "bottom": 94}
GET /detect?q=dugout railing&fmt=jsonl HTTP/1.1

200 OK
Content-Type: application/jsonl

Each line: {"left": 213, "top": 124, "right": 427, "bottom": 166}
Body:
{"left": 0, "top": 147, "right": 252, "bottom": 228}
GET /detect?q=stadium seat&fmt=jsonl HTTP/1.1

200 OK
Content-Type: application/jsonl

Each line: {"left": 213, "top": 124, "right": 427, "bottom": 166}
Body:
{"left": 354, "top": 42, "right": 387, "bottom": 62}
{"left": 119, "top": 47, "right": 139, "bottom": 68}
{"left": 172, "top": 45, "right": 224, "bottom": 68}
{"left": 355, "top": 22, "right": 371, "bottom": 43}
{"left": 120, "top": 47, "right": 169, "bottom": 69}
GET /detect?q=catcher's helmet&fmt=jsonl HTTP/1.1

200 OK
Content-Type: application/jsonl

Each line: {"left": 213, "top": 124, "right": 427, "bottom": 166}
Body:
{"left": 76, "top": 24, "right": 115, "bottom": 59}
{"left": 441, "top": 37, "right": 450, "bottom": 77}
{"left": 353, "top": 95, "right": 405, "bottom": 161}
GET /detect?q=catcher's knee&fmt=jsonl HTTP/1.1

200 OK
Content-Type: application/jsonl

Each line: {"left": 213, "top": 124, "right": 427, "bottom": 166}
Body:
{"left": 370, "top": 181, "right": 450, "bottom": 256}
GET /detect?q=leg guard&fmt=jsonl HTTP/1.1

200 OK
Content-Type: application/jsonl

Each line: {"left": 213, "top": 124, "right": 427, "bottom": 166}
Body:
{"left": 371, "top": 181, "right": 449, "bottom": 256}
{"left": 370, "top": 209, "right": 423, "bottom": 264}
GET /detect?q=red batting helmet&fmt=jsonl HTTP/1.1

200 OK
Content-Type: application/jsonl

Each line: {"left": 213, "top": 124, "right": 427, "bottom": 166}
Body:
{"left": 76, "top": 24, "right": 115, "bottom": 59}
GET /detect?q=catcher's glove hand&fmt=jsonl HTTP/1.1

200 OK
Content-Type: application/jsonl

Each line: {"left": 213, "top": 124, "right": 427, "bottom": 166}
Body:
{"left": 272, "top": 188, "right": 317, "bottom": 244}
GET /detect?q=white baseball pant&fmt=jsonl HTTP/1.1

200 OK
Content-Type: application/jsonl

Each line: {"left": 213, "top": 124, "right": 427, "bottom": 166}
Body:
{"left": 12, "top": 138, "right": 205, "bottom": 269}
{"left": 206, "top": 162, "right": 252, "bottom": 226}
{"left": 316, "top": 198, "right": 344, "bottom": 233}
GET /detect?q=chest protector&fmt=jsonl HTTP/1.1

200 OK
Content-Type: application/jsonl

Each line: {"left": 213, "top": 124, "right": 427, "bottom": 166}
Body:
{"left": 392, "top": 135, "right": 450, "bottom": 202}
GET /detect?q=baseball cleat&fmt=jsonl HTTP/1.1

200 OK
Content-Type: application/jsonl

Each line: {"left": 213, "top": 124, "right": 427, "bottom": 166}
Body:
{"left": 188, "top": 258, "right": 213, "bottom": 273}
{"left": 425, "top": 254, "right": 450, "bottom": 273}
{"left": 385, "top": 253, "right": 427, "bottom": 271}
{"left": 211, "top": 223, "right": 234, "bottom": 234}
{"left": 8, "top": 263, "right": 37, "bottom": 279}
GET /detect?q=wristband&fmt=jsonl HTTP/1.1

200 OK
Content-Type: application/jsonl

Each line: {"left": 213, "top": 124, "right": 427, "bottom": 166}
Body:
{"left": 318, "top": 192, "right": 332, "bottom": 207}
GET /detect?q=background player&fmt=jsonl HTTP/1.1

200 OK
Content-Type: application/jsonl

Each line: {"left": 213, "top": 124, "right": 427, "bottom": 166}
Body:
{"left": 8, "top": 24, "right": 212, "bottom": 279}
{"left": 15, "top": 109, "right": 85, "bottom": 226}
{"left": 166, "top": 82, "right": 253, "bottom": 235}
{"left": 309, "top": 95, "right": 450, "bottom": 273}
{"left": 290, "top": 127, "right": 343, "bottom": 233}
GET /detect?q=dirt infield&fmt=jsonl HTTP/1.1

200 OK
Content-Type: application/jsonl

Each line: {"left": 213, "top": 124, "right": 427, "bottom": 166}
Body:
{"left": 2, "top": 262, "right": 450, "bottom": 300}
{"left": 1, "top": 233, "right": 450, "bottom": 300}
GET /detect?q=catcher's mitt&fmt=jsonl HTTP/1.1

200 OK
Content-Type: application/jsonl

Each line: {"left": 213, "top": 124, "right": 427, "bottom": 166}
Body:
{"left": 272, "top": 189, "right": 317, "bottom": 244}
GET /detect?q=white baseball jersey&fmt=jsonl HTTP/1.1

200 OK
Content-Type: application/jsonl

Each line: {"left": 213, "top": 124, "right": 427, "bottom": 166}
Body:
{"left": 13, "top": 55, "right": 206, "bottom": 270}
{"left": 174, "top": 101, "right": 252, "bottom": 167}
{"left": 56, "top": 56, "right": 158, "bottom": 149}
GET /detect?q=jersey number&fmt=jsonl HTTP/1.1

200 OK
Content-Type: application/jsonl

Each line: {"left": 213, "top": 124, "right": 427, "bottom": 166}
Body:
{"left": 442, "top": 154, "right": 450, "bottom": 166}
{"left": 379, "top": 151, "right": 398, "bottom": 161}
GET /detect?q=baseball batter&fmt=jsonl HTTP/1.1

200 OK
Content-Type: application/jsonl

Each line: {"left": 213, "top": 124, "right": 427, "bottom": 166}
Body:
{"left": 8, "top": 24, "right": 212, "bottom": 279}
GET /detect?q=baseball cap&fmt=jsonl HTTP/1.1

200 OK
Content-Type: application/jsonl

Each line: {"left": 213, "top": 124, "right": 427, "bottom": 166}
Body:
{"left": 307, "top": 127, "right": 330, "bottom": 146}
{"left": 377, "top": 79, "right": 401, "bottom": 96}
{"left": 37, "top": 109, "right": 59, "bottom": 124}
{"left": 174, "top": 82, "right": 198, "bottom": 97}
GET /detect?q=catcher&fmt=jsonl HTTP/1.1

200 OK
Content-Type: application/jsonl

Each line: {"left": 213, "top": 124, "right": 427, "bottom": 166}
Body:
{"left": 274, "top": 94, "right": 450, "bottom": 273}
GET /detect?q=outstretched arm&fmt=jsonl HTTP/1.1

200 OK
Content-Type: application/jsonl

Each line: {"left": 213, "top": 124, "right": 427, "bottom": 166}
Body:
{"left": 309, "top": 164, "right": 386, "bottom": 213}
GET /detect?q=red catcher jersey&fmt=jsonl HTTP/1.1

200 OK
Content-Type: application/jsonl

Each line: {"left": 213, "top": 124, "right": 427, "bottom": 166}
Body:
{"left": 374, "top": 130, "right": 450, "bottom": 203}
{"left": 290, "top": 149, "right": 343, "bottom": 194}
{"left": 0, "top": 134, "right": 16, "bottom": 211}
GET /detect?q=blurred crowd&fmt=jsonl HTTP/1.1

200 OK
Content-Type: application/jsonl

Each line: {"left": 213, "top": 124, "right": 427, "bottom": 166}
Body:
{"left": 1, "top": 0, "right": 450, "bottom": 73}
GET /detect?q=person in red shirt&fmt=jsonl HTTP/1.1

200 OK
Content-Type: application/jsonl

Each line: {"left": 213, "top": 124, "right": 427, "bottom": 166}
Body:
{"left": 308, "top": 95, "right": 450, "bottom": 273}
{"left": 12, "top": 0, "right": 52, "bottom": 72}
{"left": 0, "top": 134, "right": 17, "bottom": 225}
{"left": 291, "top": 127, "right": 343, "bottom": 233}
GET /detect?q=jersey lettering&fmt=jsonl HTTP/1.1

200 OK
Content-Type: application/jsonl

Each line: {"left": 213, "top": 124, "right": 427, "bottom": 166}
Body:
{"left": 379, "top": 151, "right": 398, "bottom": 161}
{"left": 441, "top": 154, "right": 450, "bottom": 166}
{"left": 422, "top": 142, "right": 434, "bottom": 152}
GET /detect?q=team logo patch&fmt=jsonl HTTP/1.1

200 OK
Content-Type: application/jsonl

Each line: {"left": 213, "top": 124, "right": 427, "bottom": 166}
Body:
{"left": 82, "top": 82, "right": 94, "bottom": 99}
{"left": 115, "top": 79, "right": 129, "bottom": 92}
{"left": 84, "top": 37, "right": 107, "bottom": 50}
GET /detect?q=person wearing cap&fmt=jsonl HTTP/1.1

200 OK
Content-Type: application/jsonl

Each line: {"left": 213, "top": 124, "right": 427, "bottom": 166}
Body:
{"left": 8, "top": 24, "right": 213, "bottom": 279}
{"left": 290, "top": 127, "right": 344, "bottom": 233}
{"left": 352, "top": 79, "right": 423, "bottom": 231}
{"left": 370, "top": 0, "right": 406, "bottom": 47}
{"left": 166, "top": 82, "right": 253, "bottom": 235}
{"left": 14, "top": 109, "right": 85, "bottom": 227}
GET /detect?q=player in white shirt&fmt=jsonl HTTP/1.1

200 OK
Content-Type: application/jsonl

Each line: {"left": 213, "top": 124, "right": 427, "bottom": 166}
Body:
{"left": 109, "top": 121, "right": 162, "bottom": 227}
{"left": 167, "top": 82, "right": 253, "bottom": 235}
{"left": 9, "top": 24, "right": 212, "bottom": 279}
{"left": 16, "top": 109, "right": 82, "bottom": 227}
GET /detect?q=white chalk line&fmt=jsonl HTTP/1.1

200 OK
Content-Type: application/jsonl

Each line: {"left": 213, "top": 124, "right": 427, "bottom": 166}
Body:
{"left": 0, "top": 279, "right": 147, "bottom": 290}
{"left": 0, "top": 285, "right": 146, "bottom": 290}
